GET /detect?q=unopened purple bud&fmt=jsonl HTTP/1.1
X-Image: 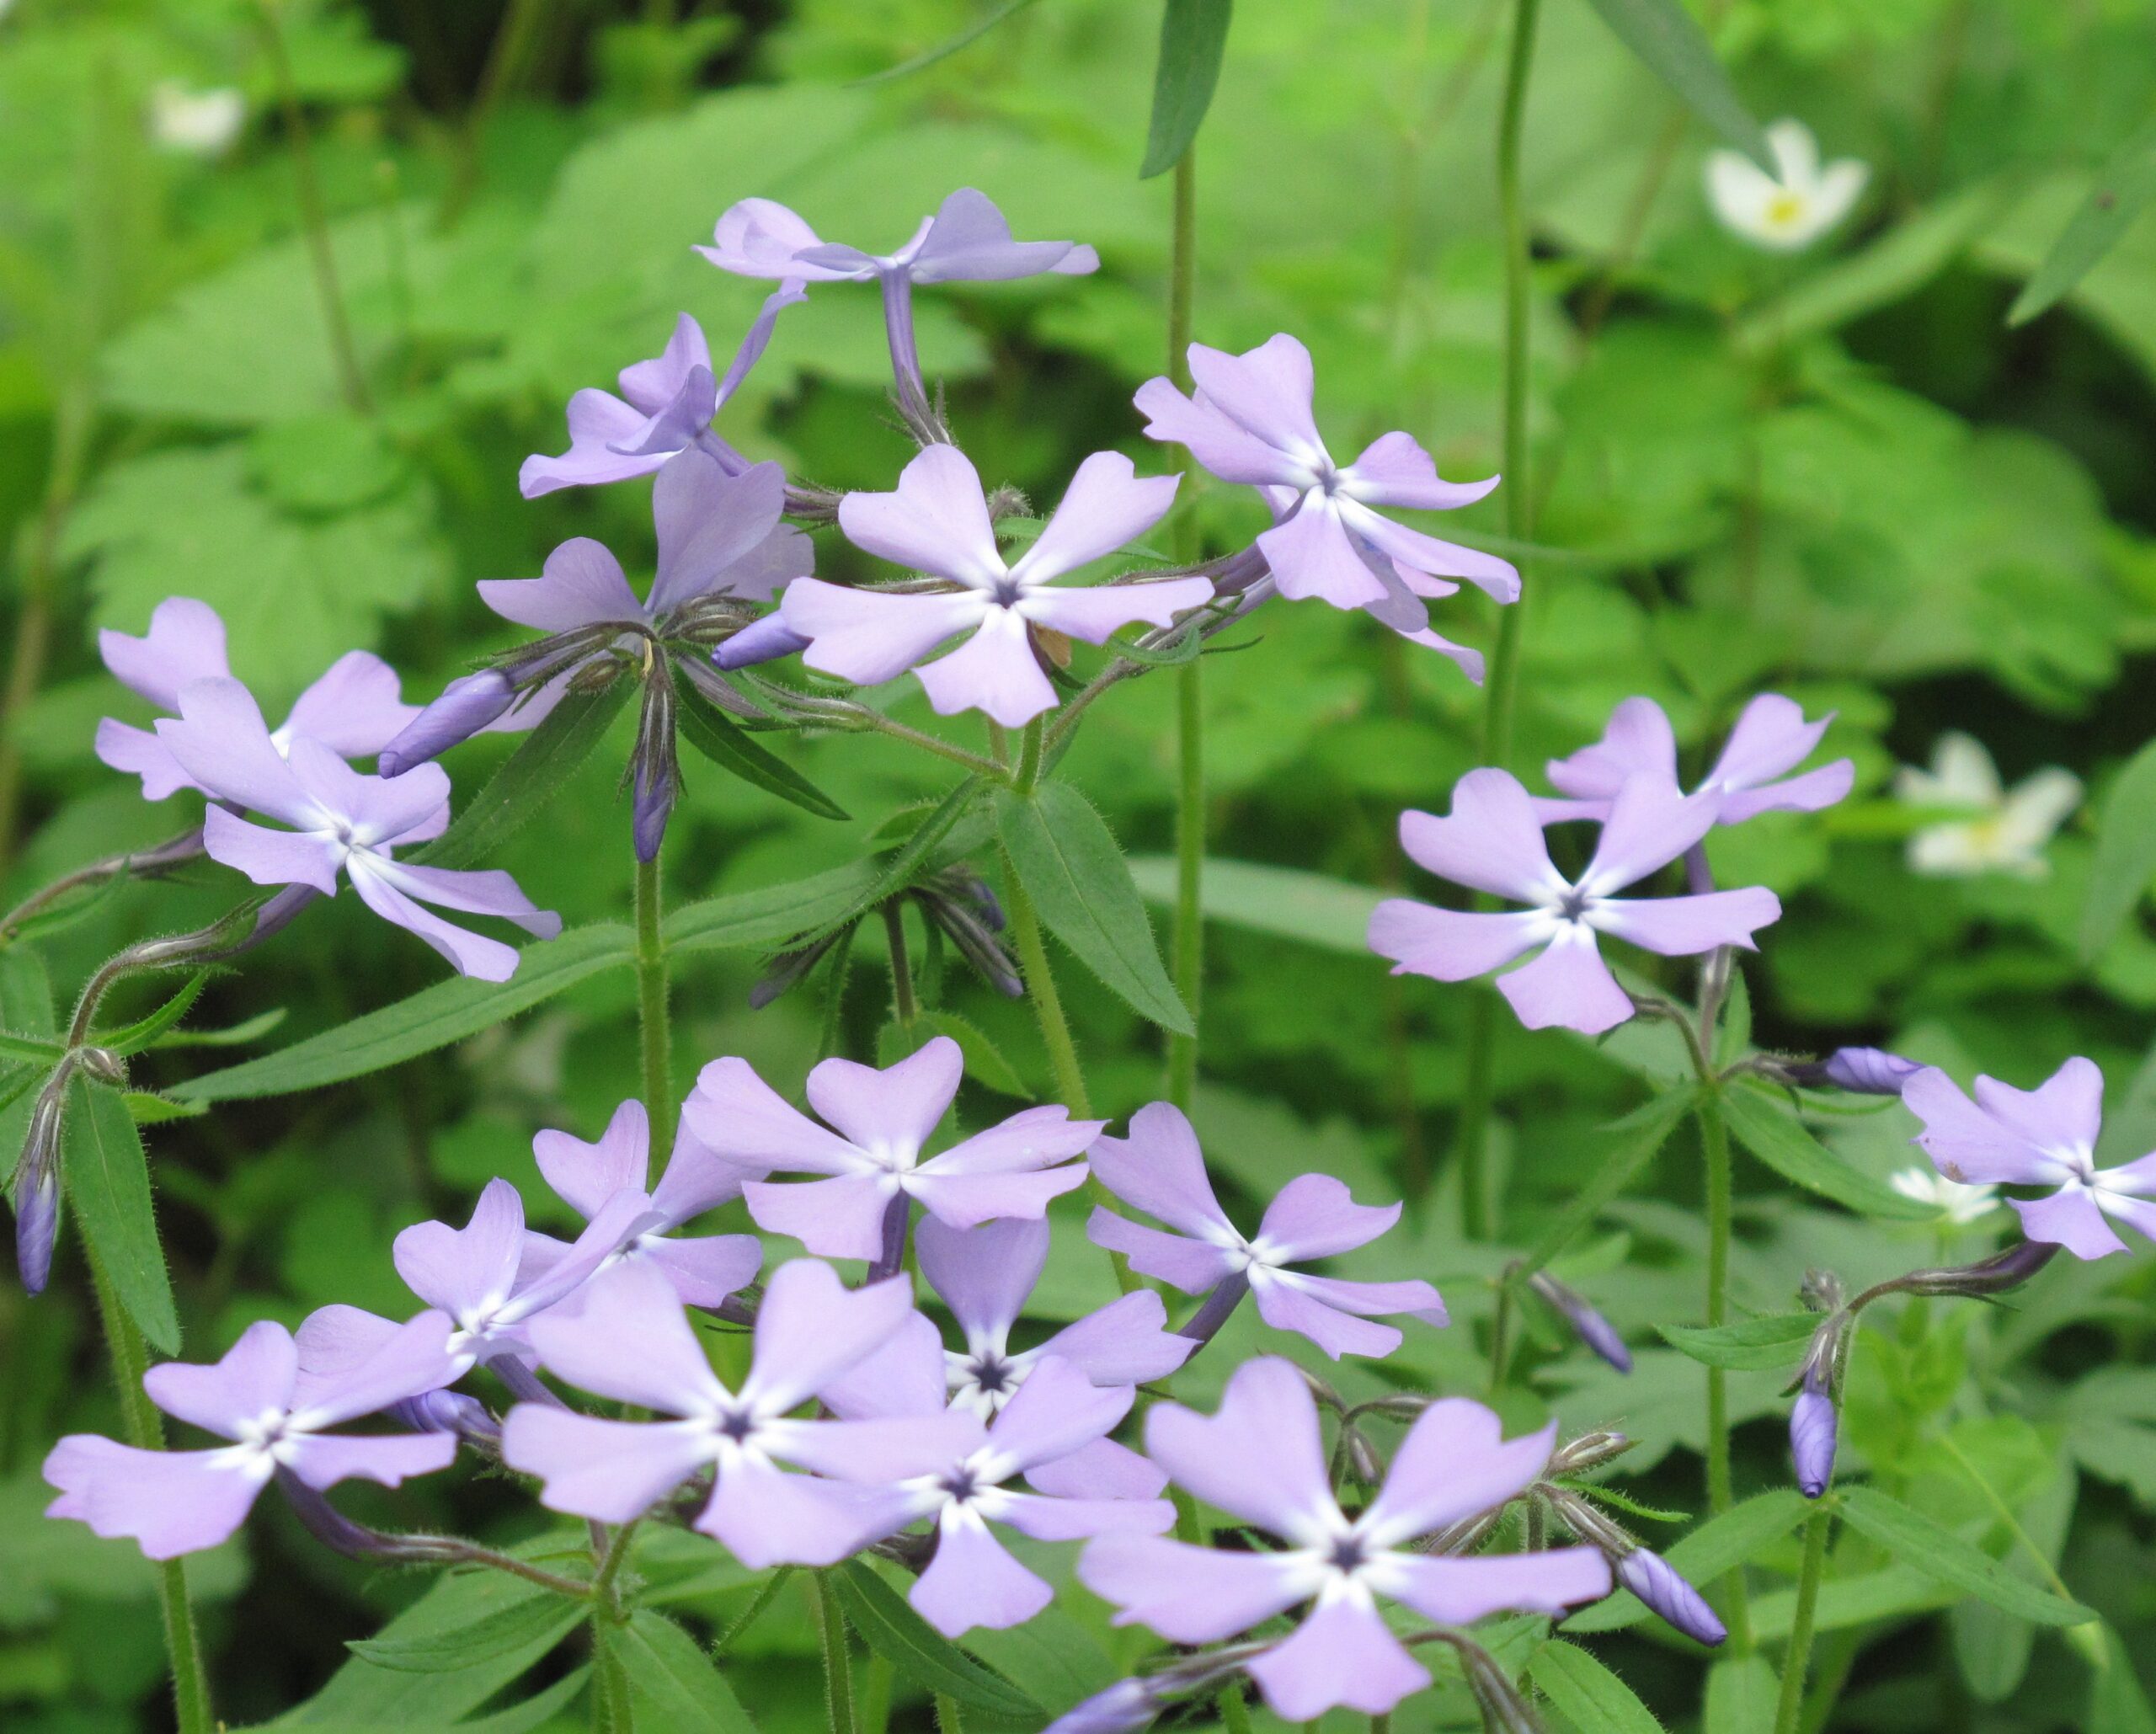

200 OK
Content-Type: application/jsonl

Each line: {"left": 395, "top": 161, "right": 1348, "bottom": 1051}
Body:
{"left": 388, "top": 1389, "right": 500, "bottom": 1447}
{"left": 1174, "top": 1268, "right": 1251, "bottom": 1347}
{"left": 1790, "top": 1370, "right": 1838, "bottom": 1499}
{"left": 1617, "top": 1549, "right": 1726, "bottom": 1647}
{"left": 380, "top": 671, "right": 517, "bottom": 777}
{"left": 1822, "top": 1047, "right": 1922, "bottom": 1096}
{"left": 632, "top": 758, "right": 675, "bottom": 863}
{"left": 712, "top": 614, "right": 811, "bottom": 670}
{"left": 1528, "top": 1271, "right": 1632, "bottom": 1373}
{"left": 1044, "top": 1679, "right": 1158, "bottom": 1734}
{"left": 13, "top": 1153, "right": 59, "bottom": 1296}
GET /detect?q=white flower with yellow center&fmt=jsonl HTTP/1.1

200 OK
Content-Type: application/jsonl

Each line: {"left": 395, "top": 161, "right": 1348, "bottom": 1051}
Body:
{"left": 1889, "top": 1166, "right": 1999, "bottom": 1225}
{"left": 1705, "top": 120, "right": 1867, "bottom": 253}
{"left": 151, "top": 83, "right": 245, "bottom": 158}
{"left": 1895, "top": 733, "right": 2080, "bottom": 880}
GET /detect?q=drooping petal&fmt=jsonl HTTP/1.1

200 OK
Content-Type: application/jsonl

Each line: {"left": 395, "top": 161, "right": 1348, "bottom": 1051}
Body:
{"left": 1341, "top": 431, "right": 1498, "bottom": 510}
{"left": 364, "top": 858, "right": 561, "bottom": 939}
{"left": 838, "top": 444, "right": 1003, "bottom": 587}
{"left": 1360, "top": 1401, "right": 1555, "bottom": 1546}
{"left": 912, "top": 1510, "right": 1052, "bottom": 1635}
{"left": 806, "top": 1038, "right": 962, "bottom": 1157}
{"left": 280, "top": 652, "right": 419, "bottom": 758}
{"left": 649, "top": 455, "right": 792, "bottom": 616}
{"left": 1385, "top": 1546, "right": 1611, "bottom": 1623}
{"left": 1248, "top": 1274, "right": 1403, "bottom": 1360}
{"left": 1011, "top": 453, "right": 1180, "bottom": 587}
{"left": 501, "top": 1408, "right": 716, "bottom": 1522}
{"left": 1085, "top": 1102, "right": 1236, "bottom": 1238}
{"left": 915, "top": 608, "right": 1058, "bottom": 728}
{"left": 43, "top": 1438, "right": 265, "bottom": 1560}
{"left": 1085, "top": 1211, "right": 1236, "bottom": 1294}
{"left": 1254, "top": 1174, "right": 1400, "bottom": 1262}
{"left": 479, "top": 538, "right": 644, "bottom": 632}
{"left": 1028, "top": 1289, "right": 1195, "bottom": 1387}
{"left": 99, "top": 598, "right": 230, "bottom": 711}
{"left": 144, "top": 1321, "right": 297, "bottom": 1438}
{"left": 743, "top": 1174, "right": 895, "bottom": 1262}
{"left": 1258, "top": 496, "right": 1389, "bottom": 609}
{"left": 1495, "top": 928, "right": 1631, "bottom": 1035}
{"left": 1903, "top": 1069, "right": 2062, "bottom": 1187}
{"left": 1144, "top": 1358, "right": 1336, "bottom": 1538}
{"left": 782, "top": 580, "right": 991, "bottom": 687}
{"left": 521, "top": 1258, "right": 732, "bottom": 1414}
{"left": 1280, "top": 1272, "right": 1447, "bottom": 1331}
{"left": 201, "top": 807, "right": 343, "bottom": 896}
{"left": 917, "top": 1215, "right": 1047, "bottom": 1345}
{"left": 2014, "top": 1188, "right": 2128, "bottom": 1260}
{"left": 1369, "top": 900, "right": 1553, "bottom": 981}
{"left": 1079, "top": 1534, "right": 1311, "bottom": 1643}
{"left": 1017, "top": 576, "right": 1214, "bottom": 644}
{"left": 741, "top": 1262, "right": 920, "bottom": 1417}
{"left": 681, "top": 1055, "right": 865, "bottom": 1176}
{"left": 1246, "top": 1598, "right": 1429, "bottom": 1722}
{"left": 1338, "top": 502, "right": 1519, "bottom": 602}
{"left": 1545, "top": 697, "right": 1679, "bottom": 806}
{"left": 1589, "top": 888, "right": 1780, "bottom": 958}
{"left": 520, "top": 390, "right": 671, "bottom": 497}
{"left": 279, "top": 1431, "right": 458, "bottom": 1492}
{"left": 346, "top": 856, "right": 521, "bottom": 982}
{"left": 535, "top": 1099, "right": 651, "bottom": 1222}
{"left": 1396, "top": 769, "right": 1565, "bottom": 902}
{"left": 1133, "top": 376, "right": 1296, "bottom": 488}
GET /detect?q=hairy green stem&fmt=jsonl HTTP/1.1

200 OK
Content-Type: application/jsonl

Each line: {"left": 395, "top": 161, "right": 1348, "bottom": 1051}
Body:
{"left": 85, "top": 1248, "right": 214, "bottom": 1734}
{"left": 808, "top": 1572, "right": 859, "bottom": 1734}
{"left": 1166, "top": 148, "right": 1205, "bottom": 1112}
{"left": 713, "top": 1566, "right": 793, "bottom": 1659}
{"left": 592, "top": 1625, "right": 634, "bottom": 1734}
{"left": 1772, "top": 1511, "right": 1832, "bottom": 1734}
{"left": 935, "top": 1694, "right": 964, "bottom": 1734}
{"left": 882, "top": 903, "right": 918, "bottom": 1027}
{"left": 1698, "top": 1091, "right": 1752, "bottom": 1647}
{"left": 1219, "top": 1682, "right": 1255, "bottom": 1734}
{"left": 634, "top": 854, "right": 672, "bottom": 1130}
{"left": 1453, "top": 0, "right": 1543, "bottom": 1240}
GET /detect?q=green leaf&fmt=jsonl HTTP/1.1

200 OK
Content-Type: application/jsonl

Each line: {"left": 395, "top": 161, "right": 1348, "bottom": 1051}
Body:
{"left": 96, "top": 971, "right": 211, "bottom": 1057}
{"left": 1529, "top": 1638, "right": 1668, "bottom": 1733}
{"left": 0, "top": 949, "right": 54, "bottom": 1190}
{"left": 61, "top": 1077, "right": 179, "bottom": 1354}
{"left": 1578, "top": 0, "right": 1770, "bottom": 169}
{"left": 1569, "top": 1491, "right": 1811, "bottom": 1633}
{"left": 796, "top": 778, "right": 987, "bottom": 951}
{"left": 1128, "top": 855, "right": 1382, "bottom": 953}
{"left": 665, "top": 862, "right": 882, "bottom": 957}
{"left": 878, "top": 1011, "right": 1029, "bottom": 1096}
{"left": 1519, "top": 1088, "right": 1695, "bottom": 1278}
{"left": 1719, "top": 1087, "right": 1935, "bottom": 1219}
{"left": 1704, "top": 1654, "right": 1776, "bottom": 1734}
{"left": 415, "top": 682, "right": 632, "bottom": 872}
{"left": 958, "top": 1604, "right": 1119, "bottom": 1715}
{"left": 673, "top": 668, "right": 850, "bottom": 820}
{"left": 854, "top": 0, "right": 1047, "bottom": 83}
{"left": 1658, "top": 1312, "right": 1822, "bottom": 1372}
{"left": 2010, "top": 120, "right": 2156, "bottom": 325}
{"left": 1835, "top": 1486, "right": 2097, "bottom": 1627}
{"left": 2080, "top": 736, "right": 2156, "bottom": 960}
{"left": 171, "top": 925, "right": 638, "bottom": 1103}
{"left": 612, "top": 1609, "right": 759, "bottom": 1734}
{"left": 345, "top": 1594, "right": 586, "bottom": 1674}
{"left": 834, "top": 1562, "right": 1042, "bottom": 1720}
{"left": 124, "top": 1090, "right": 209, "bottom": 1125}
{"left": 150, "top": 1006, "right": 289, "bottom": 1049}
{"left": 0, "top": 1027, "right": 66, "bottom": 1064}
{"left": 1139, "top": 0, "right": 1233, "bottom": 179}
{"left": 997, "top": 784, "right": 1193, "bottom": 1034}
{"left": 2090, "top": 1622, "right": 2156, "bottom": 1734}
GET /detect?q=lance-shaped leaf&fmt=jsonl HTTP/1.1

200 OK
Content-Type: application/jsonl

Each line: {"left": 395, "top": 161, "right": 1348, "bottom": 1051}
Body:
{"left": 1720, "top": 1087, "right": 1934, "bottom": 1219}
{"left": 1140, "top": 0, "right": 1233, "bottom": 179}
{"left": 1519, "top": 1088, "right": 1696, "bottom": 1278}
{"left": 1836, "top": 1486, "right": 2097, "bottom": 1628}
{"left": 0, "top": 948, "right": 54, "bottom": 1189}
{"left": 1659, "top": 1312, "right": 1822, "bottom": 1372}
{"left": 665, "top": 861, "right": 881, "bottom": 958}
{"left": 170, "top": 925, "right": 637, "bottom": 1103}
{"left": 415, "top": 680, "right": 632, "bottom": 872}
{"left": 672, "top": 665, "right": 849, "bottom": 821}
{"left": 856, "top": 0, "right": 1046, "bottom": 83}
{"left": 2010, "top": 119, "right": 2156, "bottom": 326}
{"left": 997, "top": 783, "right": 1193, "bottom": 1034}
{"left": 611, "top": 1610, "right": 757, "bottom": 1734}
{"left": 62, "top": 1075, "right": 180, "bottom": 1353}
{"left": 835, "top": 1562, "right": 1043, "bottom": 1721}
{"left": 346, "top": 1594, "right": 589, "bottom": 1674}
{"left": 790, "top": 778, "right": 988, "bottom": 952}
{"left": 1529, "top": 1638, "right": 1668, "bottom": 1733}
{"left": 1582, "top": 0, "right": 1769, "bottom": 169}
{"left": 1129, "top": 855, "right": 1381, "bottom": 954}
{"left": 96, "top": 971, "right": 211, "bottom": 1057}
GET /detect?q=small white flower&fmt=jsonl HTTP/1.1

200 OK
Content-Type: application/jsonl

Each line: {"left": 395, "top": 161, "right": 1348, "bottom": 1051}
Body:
{"left": 1705, "top": 119, "right": 1867, "bottom": 253}
{"left": 150, "top": 83, "right": 245, "bottom": 158}
{"left": 1889, "top": 1166, "right": 1999, "bottom": 1226}
{"left": 1895, "top": 733, "right": 2080, "bottom": 879}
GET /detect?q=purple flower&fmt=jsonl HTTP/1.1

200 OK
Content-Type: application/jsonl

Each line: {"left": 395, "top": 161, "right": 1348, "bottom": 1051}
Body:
{"left": 97, "top": 597, "right": 419, "bottom": 800}
{"left": 522, "top": 1099, "right": 762, "bottom": 1310}
{"left": 1615, "top": 1549, "right": 1727, "bottom": 1646}
{"left": 1369, "top": 769, "right": 1782, "bottom": 1036}
{"left": 681, "top": 1037, "right": 1099, "bottom": 1262}
{"left": 833, "top": 1339, "right": 1175, "bottom": 1636}
{"left": 520, "top": 293, "right": 804, "bottom": 497}
{"left": 290, "top": 1305, "right": 501, "bottom": 1445}
{"left": 43, "top": 1314, "right": 459, "bottom": 1560}
{"left": 700, "top": 189, "right": 1098, "bottom": 288}
{"left": 1135, "top": 334, "right": 1515, "bottom": 679}
{"left": 1540, "top": 694, "right": 1854, "bottom": 824}
{"left": 1524, "top": 1271, "right": 1631, "bottom": 1373}
{"left": 1822, "top": 1047, "right": 1923, "bottom": 1096}
{"left": 1079, "top": 1358, "right": 1610, "bottom": 1721}
{"left": 1045, "top": 1679, "right": 1160, "bottom": 1734}
{"left": 1903, "top": 1057, "right": 2156, "bottom": 1260}
{"left": 500, "top": 1258, "right": 974, "bottom": 1566}
{"left": 1084, "top": 1102, "right": 1446, "bottom": 1360}
{"left": 157, "top": 678, "right": 560, "bottom": 981}
{"left": 825, "top": 1215, "right": 1190, "bottom": 1499}
{"left": 1790, "top": 1366, "right": 1838, "bottom": 1499}
{"left": 777, "top": 445, "right": 1211, "bottom": 727}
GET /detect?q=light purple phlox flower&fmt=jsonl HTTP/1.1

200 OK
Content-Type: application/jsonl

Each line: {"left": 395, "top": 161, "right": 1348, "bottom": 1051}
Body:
{"left": 157, "top": 678, "right": 559, "bottom": 981}
{"left": 1904, "top": 1057, "right": 2156, "bottom": 1260}
{"left": 1079, "top": 1358, "right": 1611, "bottom": 1721}
{"left": 701, "top": 187, "right": 1097, "bottom": 290}
{"left": 43, "top": 1312, "right": 459, "bottom": 1561}
{"left": 1369, "top": 769, "right": 1781, "bottom": 1037}
{"left": 500, "top": 1257, "right": 975, "bottom": 1566}
{"left": 1085, "top": 1102, "right": 1446, "bottom": 1360}
{"left": 682, "top": 1036, "right": 1100, "bottom": 1262}
{"left": 1539, "top": 694, "right": 1854, "bottom": 825}
{"left": 777, "top": 444, "right": 1210, "bottom": 727}
{"left": 1136, "top": 333, "right": 1515, "bottom": 679}
{"left": 97, "top": 597, "right": 418, "bottom": 801}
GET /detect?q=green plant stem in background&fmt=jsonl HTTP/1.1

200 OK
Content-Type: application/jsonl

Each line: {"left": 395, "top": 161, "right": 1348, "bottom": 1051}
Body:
{"left": 1697, "top": 1090, "right": 1753, "bottom": 1646}
{"left": 1452, "top": 0, "right": 1542, "bottom": 1242}
{"left": 935, "top": 1692, "right": 964, "bottom": 1734}
{"left": 253, "top": 0, "right": 372, "bottom": 414}
{"left": 1773, "top": 1510, "right": 1832, "bottom": 1734}
{"left": 882, "top": 902, "right": 918, "bottom": 1027}
{"left": 808, "top": 1572, "right": 860, "bottom": 1734}
{"left": 85, "top": 1247, "right": 214, "bottom": 1734}
{"left": 634, "top": 854, "right": 672, "bottom": 1129}
{"left": 1166, "top": 147, "right": 1205, "bottom": 1114}
{"left": 1219, "top": 1682, "right": 1255, "bottom": 1734}
{"left": 592, "top": 1628, "right": 634, "bottom": 1734}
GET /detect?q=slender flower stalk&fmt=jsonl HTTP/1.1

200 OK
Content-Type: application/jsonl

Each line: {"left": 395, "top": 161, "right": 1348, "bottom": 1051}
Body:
{"left": 1773, "top": 1511, "right": 1833, "bottom": 1734}
{"left": 635, "top": 855, "right": 672, "bottom": 1129}
{"left": 1166, "top": 147, "right": 1204, "bottom": 1114}
{"left": 1697, "top": 1090, "right": 1750, "bottom": 1646}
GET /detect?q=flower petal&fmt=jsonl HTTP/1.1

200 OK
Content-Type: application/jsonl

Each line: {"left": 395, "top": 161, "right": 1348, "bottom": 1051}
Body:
{"left": 817, "top": 1311, "right": 950, "bottom": 1422}
{"left": 1369, "top": 899, "right": 1553, "bottom": 981}
{"left": 1085, "top": 1102, "right": 1236, "bottom": 1237}
{"left": 1133, "top": 375, "right": 1294, "bottom": 486}
{"left": 1254, "top": 1173, "right": 1399, "bottom": 1262}
{"left": 393, "top": 1178, "right": 525, "bottom": 1321}
{"left": 807, "top": 1037, "right": 962, "bottom": 1157}
{"left": 1718, "top": 760, "right": 1854, "bottom": 824}
{"left": 1972, "top": 1056, "right": 2105, "bottom": 1157}
{"left": 980, "top": 1358, "right": 1131, "bottom": 1476}
{"left": 1259, "top": 495, "right": 1389, "bottom": 608}
{"left": 160, "top": 678, "right": 319, "bottom": 826}
{"left": 1342, "top": 430, "right": 1499, "bottom": 510}
{"left": 1903, "top": 1068, "right": 2063, "bottom": 1187}
{"left": 520, "top": 390, "right": 670, "bottom": 497}
{"left": 917, "top": 1215, "right": 1047, "bottom": 1345}
{"left": 144, "top": 1320, "right": 296, "bottom": 1438}
{"left": 1589, "top": 888, "right": 1780, "bottom": 958}
{"left": 501, "top": 1408, "right": 715, "bottom": 1522}
{"left": 1338, "top": 500, "right": 1519, "bottom": 602}
{"left": 1186, "top": 334, "right": 1325, "bottom": 459}
{"left": 744, "top": 1174, "right": 895, "bottom": 1262}
{"left": 535, "top": 1099, "right": 651, "bottom": 1222}
{"left": 916, "top": 608, "right": 1059, "bottom": 728}
{"left": 1017, "top": 576, "right": 1215, "bottom": 644}
{"left": 1495, "top": 928, "right": 1631, "bottom": 1035}
{"left": 1079, "top": 1534, "right": 1310, "bottom": 1643}
{"left": 1145, "top": 1357, "right": 1336, "bottom": 1537}
{"left": 2014, "top": 1188, "right": 2128, "bottom": 1260}
{"left": 280, "top": 652, "right": 419, "bottom": 758}
{"left": 1396, "top": 769, "right": 1564, "bottom": 902}
{"left": 699, "top": 1457, "right": 904, "bottom": 1567}
{"left": 280, "top": 1432, "right": 456, "bottom": 1492}
{"left": 1249, "top": 1273, "right": 1402, "bottom": 1359}
{"left": 682, "top": 1055, "right": 863, "bottom": 1176}
{"left": 908, "top": 188, "right": 1091, "bottom": 285}
{"left": 1029, "top": 1290, "right": 1195, "bottom": 1387}
{"left": 1577, "top": 777, "right": 1721, "bottom": 897}
{"left": 99, "top": 598, "right": 229, "bottom": 711}
{"left": 1086, "top": 1210, "right": 1235, "bottom": 1294}
{"left": 1361, "top": 1401, "right": 1555, "bottom": 1546}
{"left": 742, "top": 1262, "right": 920, "bottom": 1416}
{"left": 640, "top": 1235, "right": 763, "bottom": 1310}
{"left": 913, "top": 1510, "right": 1054, "bottom": 1635}
{"left": 522, "top": 1258, "right": 732, "bottom": 1414}
{"left": 1023, "top": 1436, "right": 1168, "bottom": 1501}
{"left": 44, "top": 1438, "right": 264, "bottom": 1560}
{"left": 1011, "top": 452, "right": 1180, "bottom": 587}
{"left": 650, "top": 455, "right": 792, "bottom": 616}
{"left": 201, "top": 807, "right": 343, "bottom": 896}
{"left": 1545, "top": 697, "right": 1679, "bottom": 807}
{"left": 782, "top": 580, "right": 990, "bottom": 687}
{"left": 1384, "top": 1545, "right": 1610, "bottom": 1622}
{"left": 479, "top": 538, "right": 643, "bottom": 632}
{"left": 838, "top": 444, "right": 1003, "bottom": 586}
{"left": 1246, "top": 1598, "right": 1429, "bottom": 1722}
{"left": 346, "top": 857, "right": 521, "bottom": 982}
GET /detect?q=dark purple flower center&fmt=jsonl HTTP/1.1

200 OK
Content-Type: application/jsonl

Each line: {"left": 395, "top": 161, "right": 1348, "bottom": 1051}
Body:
{"left": 941, "top": 1467, "right": 981, "bottom": 1503}
{"left": 717, "top": 1411, "right": 756, "bottom": 1443}
{"left": 1325, "top": 1536, "right": 1369, "bottom": 1574}
{"left": 1556, "top": 889, "right": 1591, "bottom": 922}
{"left": 970, "top": 1354, "right": 1013, "bottom": 1395}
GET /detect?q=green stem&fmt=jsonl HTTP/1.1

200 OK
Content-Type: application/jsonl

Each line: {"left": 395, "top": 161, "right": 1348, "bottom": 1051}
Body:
{"left": 634, "top": 854, "right": 671, "bottom": 1130}
{"left": 1935, "top": 1429, "right": 2080, "bottom": 1604}
{"left": 592, "top": 1518, "right": 639, "bottom": 1614}
{"left": 1218, "top": 1683, "right": 1255, "bottom": 1734}
{"left": 592, "top": 1625, "right": 635, "bottom": 1733}
{"left": 1486, "top": 1276, "right": 1513, "bottom": 1396}
{"left": 808, "top": 1572, "right": 860, "bottom": 1734}
{"left": 1001, "top": 846, "right": 1138, "bottom": 1295}
{"left": 1166, "top": 147, "right": 1204, "bottom": 1113}
{"left": 934, "top": 1694, "right": 964, "bottom": 1734}
{"left": 1772, "top": 1511, "right": 1832, "bottom": 1734}
{"left": 85, "top": 1248, "right": 214, "bottom": 1734}
{"left": 882, "top": 903, "right": 918, "bottom": 1027}
{"left": 1013, "top": 715, "right": 1045, "bottom": 796}
{"left": 1698, "top": 1090, "right": 1753, "bottom": 1648}
{"left": 713, "top": 1566, "right": 793, "bottom": 1659}
{"left": 1453, "top": 0, "right": 1542, "bottom": 1243}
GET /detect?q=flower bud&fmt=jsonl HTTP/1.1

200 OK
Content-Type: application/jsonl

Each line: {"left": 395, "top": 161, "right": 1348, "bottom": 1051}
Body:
{"left": 1821, "top": 1047, "right": 1921, "bottom": 1096}
{"left": 1616, "top": 1548, "right": 1727, "bottom": 1646}
{"left": 1044, "top": 1679, "right": 1158, "bottom": 1734}
{"left": 632, "top": 756, "right": 676, "bottom": 863}
{"left": 712, "top": 615, "right": 811, "bottom": 671}
{"left": 379, "top": 671, "right": 515, "bottom": 778}
{"left": 387, "top": 1389, "right": 501, "bottom": 1448}
{"left": 1526, "top": 1270, "right": 1632, "bottom": 1373}
{"left": 1891, "top": 1237, "right": 2059, "bottom": 1299}
{"left": 1549, "top": 1431, "right": 1633, "bottom": 1475}
{"left": 76, "top": 1047, "right": 125, "bottom": 1086}
{"left": 13, "top": 1138, "right": 60, "bottom": 1297}
{"left": 1790, "top": 1368, "right": 1838, "bottom": 1499}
